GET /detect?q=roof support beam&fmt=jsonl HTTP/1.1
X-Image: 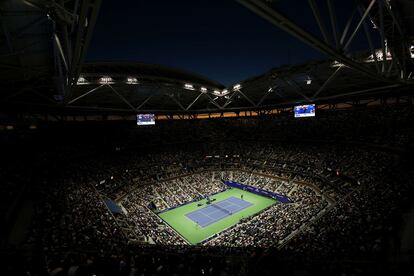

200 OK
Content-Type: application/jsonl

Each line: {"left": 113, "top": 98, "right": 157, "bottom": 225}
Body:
{"left": 378, "top": 1, "right": 387, "bottom": 74}
{"left": 168, "top": 94, "right": 186, "bottom": 111}
{"left": 256, "top": 86, "right": 276, "bottom": 106}
{"left": 7, "top": 84, "right": 406, "bottom": 114}
{"left": 343, "top": 0, "right": 376, "bottom": 51}
{"left": 53, "top": 29, "right": 66, "bottom": 103}
{"left": 186, "top": 92, "right": 204, "bottom": 111}
{"left": 381, "top": 0, "right": 402, "bottom": 34}
{"left": 308, "top": 0, "right": 330, "bottom": 44}
{"left": 315, "top": 84, "right": 401, "bottom": 101}
{"left": 255, "top": 84, "right": 403, "bottom": 110}
{"left": 380, "top": 0, "right": 411, "bottom": 80}
{"left": 359, "top": 5, "right": 380, "bottom": 73}
{"left": 108, "top": 84, "right": 137, "bottom": 112}
{"left": 222, "top": 91, "right": 237, "bottom": 108}
{"left": 386, "top": 58, "right": 395, "bottom": 78}
{"left": 205, "top": 93, "right": 223, "bottom": 110}
{"left": 282, "top": 78, "right": 312, "bottom": 102}
{"left": 237, "top": 0, "right": 396, "bottom": 83}
{"left": 66, "top": 105, "right": 136, "bottom": 113}
{"left": 136, "top": 95, "right": 153, "bottom": 110}
{"left": 312, "top": 65, "right": 343, "bottom": 99}
{"left": 339, "top": 10, "right": 355, "bottom": 47}
{"left": 54, "top": 33, "right": 68, "bottom": 73}
{"left": 68, "top": 0, "right": 102, "bottom": 96}
{"left": 67, "top": 84, "right": 104, "bottom": 104}
{"left": 327, "top": 0, "right": 339, "bottom": 49}
{"left": 237, "top": 89, "right": 256, "bottom": 107}
{"left": 73, "top": 0, "right": 101, "bottom": 83}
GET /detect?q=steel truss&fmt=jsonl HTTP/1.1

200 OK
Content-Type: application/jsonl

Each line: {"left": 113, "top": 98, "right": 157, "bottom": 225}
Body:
{"left": 63, "top": 0, "right": 413, "bottom": 114}
{"left": 237, "top": 0, "right": 413, "bottom": 83}
{"left": 1, "top": 0, "right": 413, "bottom": 116}
{"left": 22, "top": 0, "right": 101, "bottom": 102}
{"left": 4, "top": 94, "right": 412, "bottom": 124}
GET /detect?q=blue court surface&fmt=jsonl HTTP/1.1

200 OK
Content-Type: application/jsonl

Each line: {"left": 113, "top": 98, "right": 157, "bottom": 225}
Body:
{"left": 185, "top": 196, "right": 253, "bottom": 227}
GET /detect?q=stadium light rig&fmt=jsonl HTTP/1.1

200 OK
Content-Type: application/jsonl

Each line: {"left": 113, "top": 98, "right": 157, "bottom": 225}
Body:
{"left": 184, "top": 83, "right": 195, "bottom": 90}
{"left": 233, "top": 84, "right": 242, "bottom": 90}
{"left": 331, "top": 60, "right": 346, "bottom": 68}
{"left": 77, "top": 76, "right": 89, "bottom": 85}
{"left": 126, "top": 77, "right": 138, "bottom": 84}
{"left": 99, "top": 76, "right": 113, "bottom": 84}
{"left": 213, "top": 89, "right": 230, "bottom": 97}
{"left": 200, "top": 87, "right": 207, "bottom": 93}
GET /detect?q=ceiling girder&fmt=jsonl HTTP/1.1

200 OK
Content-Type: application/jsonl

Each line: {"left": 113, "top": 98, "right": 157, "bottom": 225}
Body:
{"left": 343, "top": 0, "right": 376, "bottom": 51}
{"left": 186, "top": 92, "right": 204, "bottom": 111}
{"left": 237, "top": 0, "right": 407, "bottom": 84}
{"left": 67, "top": 84, "right": 104, "bottom": 104}
{"left": 312, "top": 66, "right": 343, "bottom": 99}
{"left": 108, "top": 84, "right": 137, "bottom": 112}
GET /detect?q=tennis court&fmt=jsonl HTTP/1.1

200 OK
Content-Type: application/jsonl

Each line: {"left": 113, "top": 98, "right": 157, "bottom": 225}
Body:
{"left": 185, "top": 196, "right": 252, "bottom": 227}
{"left": 158, "top": 188, "right": 277, "bottom": 244}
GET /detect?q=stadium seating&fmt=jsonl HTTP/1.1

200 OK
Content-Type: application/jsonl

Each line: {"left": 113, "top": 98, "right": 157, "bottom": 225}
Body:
{"left": 1, "top": 104, "right": 413, "bottom": 275}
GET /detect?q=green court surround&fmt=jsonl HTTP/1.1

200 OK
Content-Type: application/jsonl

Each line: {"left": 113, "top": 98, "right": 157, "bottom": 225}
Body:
{"left": 158, "top": 187, "right": 277, "bottom": 244}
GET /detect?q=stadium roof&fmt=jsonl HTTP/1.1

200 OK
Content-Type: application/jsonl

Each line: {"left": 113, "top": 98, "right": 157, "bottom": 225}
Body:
{"left": 1, "top": 0, "right": 414, "bottom": 116}
{"left": 66, "top": 56, "right": 410, "bottom": 114}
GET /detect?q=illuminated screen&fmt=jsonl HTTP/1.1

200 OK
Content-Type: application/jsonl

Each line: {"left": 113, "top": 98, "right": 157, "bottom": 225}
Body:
{"left": 136, "top": 114, "right": 155, "bottom": 125}
{"left": 294, "top": 104, "right": 315, "bottom": 118}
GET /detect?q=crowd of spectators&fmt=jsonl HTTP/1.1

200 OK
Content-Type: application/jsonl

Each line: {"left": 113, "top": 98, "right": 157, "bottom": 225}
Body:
{"left": 118, "top": 169, "right": 327, "bottom": 246}
{"left": 1, "top": 104, "right": 413, "bottom": 275}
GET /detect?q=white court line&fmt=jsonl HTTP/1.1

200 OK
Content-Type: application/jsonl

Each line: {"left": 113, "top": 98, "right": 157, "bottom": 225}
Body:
{"left": 200, "top": 209, "right": 224, "bottom": 220}
{"left": 191, "top": 198, "right": 252, "bottom": 227}
{"left": 201, "top": 207, "right": 220, "bottom": 216}
{"left": 199, "top": 211, "right": 228, "bottom": 226}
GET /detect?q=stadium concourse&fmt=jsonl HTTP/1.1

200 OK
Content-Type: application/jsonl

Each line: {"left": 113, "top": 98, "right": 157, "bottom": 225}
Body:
{"left": 0, "top": 104, "right": 413, "bottom": 275}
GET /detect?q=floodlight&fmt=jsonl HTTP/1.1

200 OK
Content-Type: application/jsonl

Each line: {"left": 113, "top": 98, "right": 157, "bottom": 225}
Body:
{"left": 331, "top": 60, "right": 344, "bottom": 67}
{"left": 233, "top": 84, "right": 241, "bottom": 90}
{"left": 127, "top": 77, "right": 138, "bottom": 84}
{"left": 200, "top": 87, "right": 207, "bottom": 93}
{"left": 184, "top": 83, "right": 195, "bottom": 90}
{"left": 99, "top": 76, "right": 113, "bottom": 84}
{"left": 77, "top": 76, "right": 88, "bottom": 85}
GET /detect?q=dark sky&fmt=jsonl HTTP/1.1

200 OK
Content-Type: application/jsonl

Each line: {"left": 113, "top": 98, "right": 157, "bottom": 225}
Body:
{"left": 87, "top": 0, "right": 363, "bottom": 86}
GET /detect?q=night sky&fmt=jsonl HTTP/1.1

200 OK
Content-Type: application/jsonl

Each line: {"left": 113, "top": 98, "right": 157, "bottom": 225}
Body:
{"left": 87, "top": 0, "right": 364, "bottom": 86}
